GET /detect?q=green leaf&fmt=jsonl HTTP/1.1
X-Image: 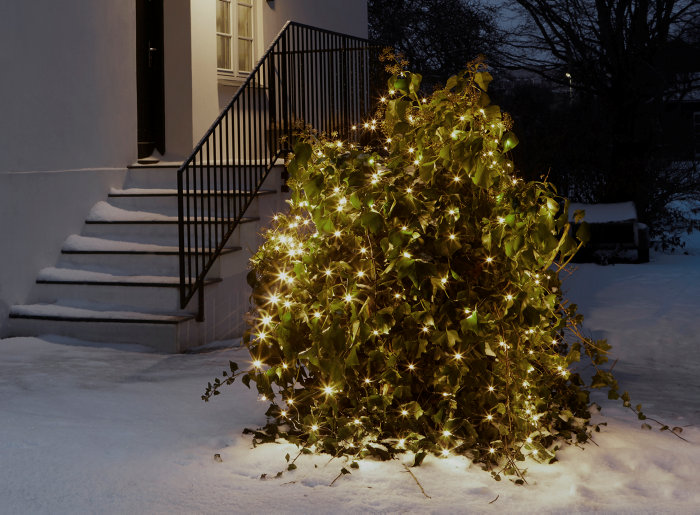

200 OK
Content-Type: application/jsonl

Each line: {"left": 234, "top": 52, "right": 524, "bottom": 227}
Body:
{"left": 474, "top": 71, "right": 493, "bottom": 92}
{"left": 360, "top": 211, "right": 385, "bottom": 234}
{"left": 576, "top": 222, "right": 591, "bottom": 244}
{"left": 413, "top": 451, "right": 427, "bottom": 467}
{"left": 502, "top": 131, "right": 519, "bottom": 152}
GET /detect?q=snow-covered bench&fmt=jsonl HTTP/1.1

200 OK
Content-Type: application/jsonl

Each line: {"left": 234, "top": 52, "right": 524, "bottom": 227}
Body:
{"left": 569, "top": 201, "right": 649, "bottom": 264}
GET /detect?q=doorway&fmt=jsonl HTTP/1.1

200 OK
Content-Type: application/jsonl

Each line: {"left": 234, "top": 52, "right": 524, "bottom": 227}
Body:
{"left": 136, "top": 0, "right": 165, "bottom": 161}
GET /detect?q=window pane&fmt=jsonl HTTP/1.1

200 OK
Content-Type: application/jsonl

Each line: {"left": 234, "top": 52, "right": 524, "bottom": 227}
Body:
{"left": 217, "top": 35, "right": 231, "bottom": 69}
{"left": 216, "top": 1, "right": 230, "bottom": 34}
{"left": 237, "top": 4, "right": 252, "bottom": 38}
{"left": 238, "top": 39, "right": 252, "bottom": 72}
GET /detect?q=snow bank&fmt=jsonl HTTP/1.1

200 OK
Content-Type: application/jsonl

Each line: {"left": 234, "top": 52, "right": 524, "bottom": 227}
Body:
{"left": 2, "top": 247, "right": 700, "bottom": 513}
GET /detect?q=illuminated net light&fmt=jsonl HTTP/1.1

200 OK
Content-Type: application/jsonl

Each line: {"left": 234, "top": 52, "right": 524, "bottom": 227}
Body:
{"left": 403, "top": 251, "right": 411, "bottom": 258}
{"left": 283, "top": 300, "right": 292, "bottom": 308}
{"left": 454, "top": 353, "right": 463, "bottom": 360}
{"left": 360, "top": 247, "right": 368, "bottom": 254}
{"left": 364, "top": 378, "right": 371, "bottom": 384}
{"left": 344, "top": 294, "right": 353, "bottom": 302}
{"left": 441, "top": 449, "right": 450, "bottom": 457}
{"left": 334, "top": 230, "right": 341, "bottom": 237}
{"left": 449, "top": 234, "right": 456, "bottom": 240}
{"left": 311, "top": 424, "right": 319, "bottom": 431}
{"left": 406, "top": 187, "right": 412, "bottom": 194}
{"left": 442, "top": 430, "right": 451, "bottom": 437}
{"left": 282, "top": 363, "right": 288, "bottom": 369}
{"left": 398, "top": 438, "right": 406, "bottom": 447}
{"left": 372, "top": 329, "right": 379, "bottom": 336}
{"left": 485, "top": 256, "right": 493, "bottom": 263}
{"left": 268, "top": 293, "right": 280, "bottom": 304}
{"left": 323, "top": 386, "right": 334, "bottom": 395}
{"left": 401, "top": 225, "right": 408, "bottom": 231}
{"left": 357, "top": 270, "right": 365, "bottom": 278}
{"left": 313, "top": 311, "right": 322, "bottom": 319}
{"left": 407, "top": 364, "right": 415, "bottom": 371}
{"left": 252, "top": 360, "right": 263, "bottom": 368}
{"left": 453, "top": 175, "right": 461, "bottom": 182}
{"left": 281, "top": 410, "right": 287, "bottom": 417}
{"left": 354, "top": 418, "right": 361, "bottom": 425}
{"left": 487, "top": 386, "right": 495, "bottom": 392}
{"left": 489, "top": 447, "right": 496, "bottom": 454}
{"left": 505, "top": 294, "right": 513, "bottom": 301}
{"left": 261, "top": 315, "right": 273, "bottom": 325}
{"left": 526, "top": 437, "right": 533, "bottom": 444}
{"left": 486, "top": 414, "right": 493, "bottom": 421}
{"left": 401, "top": 409, "right": 409, "bottom": 416}
{"left": 441, "top": 277, "right": 448, "bottom": 285}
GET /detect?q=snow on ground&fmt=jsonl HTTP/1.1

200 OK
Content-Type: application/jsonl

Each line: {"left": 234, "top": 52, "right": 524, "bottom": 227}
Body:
{"left": 2, "top": 238, "right": 700, "bottom": 513}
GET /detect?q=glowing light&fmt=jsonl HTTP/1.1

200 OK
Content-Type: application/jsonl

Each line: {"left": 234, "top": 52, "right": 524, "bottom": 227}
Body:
{"left": 386, "top": 138, "right": 392, "bottom": 143}
{"left": 323, "top": 386, "right": 334, "bottom": 395}
{"left": 334, "top": 230, "right": 341, "bottom": 237}
{"left": 441, "top": 277, "right": 448, "bottom": 285}
{"left": 505, "top": 294, "right": 513, "bottom": 301}
{"left": 344, "top": 294, "right": 353, "bottom": 302}
{"left": 395, "top": 293, "right": 402, "bottom": 299}
{"left": 360, "top": 247, "right": 368, "bottom": 254}
{"left": 532, "top": 450, "right": 539, "bottom": 456}
{"left": 283, "top": 300, "right": 292, "bottom": 308}
{"left": 403, "top": 251, "right": 411, "bottom": 258}
{"left": 339, "top": 197, "right": 347, "bottom": 206}
{"left": 413, "top": 159, "right": 420, "bottom": 165}
{"left": 261, "top": 315, "right": 273, "bottom": 325}
{"left": 497, "top": 216, "right": 505, "bottom": 224}
{"left": 352, "top": 125, "right": 357, "bottom": 131}
{"left": 282, "top": 363, "right": 288, "bottom": 369}
{"left": 401, "top": 409, "right": 409, "bottom": 416}
{"left": 487, "top": 386, "right": 495, "bottom": 392}
{"left": 389, "top": 89, "right": 396, "bottom": 95}
{"left": 257, "top": 331, "right": 267, "bottom": 340}
{"left": 448, "top": 209, "right": 456, "bottom": 215}
{"left": 453, "top": 176, "right": 461, "bottom": 182}
{"left": 372, "top": 329, "right": 379, "bottom": 336}
{"left": 406, "top": 187, "right": 412, "bottom": 194}
{"left": 281, "top": 410, "right": 287, "bottom": 417}
{"left": 442, "top": 430, "right": 451, "bottom": 437}
{"left": 455, "top": 353, "right": 463, "bottom": 360}
{"left": 357, "top": 270, "right": 365, "bottom": 278}
{"left": 311, "top": 424, "right": 319, "bottom": 431}
{"left": 486, "top": 414, "right": 493, "bottom": 421}
{"left": 269, "top": 294, "right": 280, "bottom": 304}
{"left": 398, "top": 439, "right": 406, "bottom": 447}
{"left": 354, "top": 418, "right": 361, "bottom": 425}
{"left": 380, "top": 96, "right": 387, "bottom": 103}
{"left": 333, "top": 186, "right": 340, "bottom": 193}
{"left": 324, "top": 269, "right": 332, "bottom": 277}
{"left": 252, "top": 360, "right": 263, "bottom": 369}
{"left": 408, "top": 147, "right": 415, "bottom": 154}
{"left": 336, "top": 141, "right": 343, "bottom": 148}
{"left": 401, "top": 226, "right": 408, "bottom": 231}
{"left": 364, "top": 378, "right": 371, "bottom": 384}
{"left": 441, "top": 449, "right": 450, "bottom": 457}
{"left": 314, "top": 311, "right": 322, "bottom": 319}
{"left": 526, "top": 437, "right": 533, "bottom": 444}
{"left": 489, "top": 447, "right": 496, "bottom": 454}
{"left": 485, "top": 257, "right": 493, "bottom": 264}
{"left": 287, "top": 398, "right": 294, "bottom": 405}
{"left": 449, "top": 234, "right": 456, "bottom": 240}
{"left": 408, "top": 364, "right": 415, "bottom": 371}
{"left": 421, "top": 326, "right": 429, "bottom": 333}
{"left": 451, "top": 130, "right": 458, "bottom": 139}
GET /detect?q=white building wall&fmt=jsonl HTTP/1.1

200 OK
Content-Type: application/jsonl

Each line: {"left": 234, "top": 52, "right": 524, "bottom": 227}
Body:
{"left": 0, "top": 0, "right": 137, "bottom": 173}
{"left": 263, "top": 0, "right": 368, "bottom": 41}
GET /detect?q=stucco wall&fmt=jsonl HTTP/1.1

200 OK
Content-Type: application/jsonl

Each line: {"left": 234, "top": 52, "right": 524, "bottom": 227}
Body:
{"left": 0, "top": 169, "right": 126, "bottom": 331}
{"left": 263, "top": 0, "right": 368, "bottom": 41}
{"left": 0, "top": 1, "right": 137, "bottom": 173}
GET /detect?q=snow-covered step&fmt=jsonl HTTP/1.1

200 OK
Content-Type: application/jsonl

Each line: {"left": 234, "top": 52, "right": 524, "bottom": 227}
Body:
{"left": 57, "top": 235, "right": 245, "bottom": 276}
{"left": 123, "top": 161, "right": 285, "bottom": 189}
{"left": 82, "top": 202, "right": 260, "bottom": 244}
{"left": 7, "top": 303, "right": 199, "bottom": 352}
{"left": 107, "top": 187, "right": 275, "bottom": 216}
{"left": 28, "top": 267, "right": 222, "bottom": 311}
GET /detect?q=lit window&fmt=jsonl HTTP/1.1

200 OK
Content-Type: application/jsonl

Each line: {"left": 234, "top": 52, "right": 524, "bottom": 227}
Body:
{"left": 217, "top": 0, "right": 255, "bottom": 76}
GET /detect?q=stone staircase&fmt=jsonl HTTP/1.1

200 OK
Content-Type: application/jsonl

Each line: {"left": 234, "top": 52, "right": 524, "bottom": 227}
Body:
{"left": 7, "top": 162, "right": 286, "bottom": 352}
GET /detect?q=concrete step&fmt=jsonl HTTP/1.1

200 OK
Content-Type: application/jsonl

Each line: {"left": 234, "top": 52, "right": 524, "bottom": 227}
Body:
{"left": 107, "top": 187, "right": 275, "bottom": 216}
{"left": 28, "top": 267, "right": 222, "bottom": 312}
{"left": 124, "top": 161, "right": 284, "bottom": 189}
{"left": 7, "top": 302, "right": 196, "bottom": 352}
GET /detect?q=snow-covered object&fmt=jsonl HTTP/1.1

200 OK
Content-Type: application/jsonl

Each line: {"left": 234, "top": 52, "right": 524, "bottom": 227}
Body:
{"left": 569, "top": 201, "right": 637, "bottom": 223}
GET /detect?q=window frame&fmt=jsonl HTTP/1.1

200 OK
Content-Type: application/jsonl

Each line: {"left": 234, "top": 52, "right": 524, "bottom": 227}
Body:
{"left": 216, "top": 0, "right": 257, "bottom": 86}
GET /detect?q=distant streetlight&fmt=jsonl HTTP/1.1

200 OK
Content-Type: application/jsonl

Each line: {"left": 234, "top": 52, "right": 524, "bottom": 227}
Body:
{"left": 565, "top": 72, "right": 572, "bottom": 100}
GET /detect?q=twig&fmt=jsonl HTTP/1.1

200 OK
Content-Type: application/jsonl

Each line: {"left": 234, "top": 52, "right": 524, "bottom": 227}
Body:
{"left": 403, "top": 463, "right": 431, "bottom": 499}
{"left": 489, "top": 494, "right": 499, "bottom": 504}
{"left": 329, "top": 470, "right": 345, "bottom": 487}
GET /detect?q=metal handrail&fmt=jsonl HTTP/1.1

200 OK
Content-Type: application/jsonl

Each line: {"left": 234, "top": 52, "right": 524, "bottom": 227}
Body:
{"left": 177, "top": 21, "right": 382, "bottom": 318}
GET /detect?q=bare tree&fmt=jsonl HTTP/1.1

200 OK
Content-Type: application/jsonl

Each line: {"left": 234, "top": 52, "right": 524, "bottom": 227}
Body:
{"left": 368, "top": 0, "right": 502, "bottom": 87}
{"left": 500, "top": 0, "right": 700, "bottom": 231}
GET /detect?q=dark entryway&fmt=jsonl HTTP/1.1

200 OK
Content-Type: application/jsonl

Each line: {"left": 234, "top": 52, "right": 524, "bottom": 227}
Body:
{"left": 136, "top": 0, "right": 165, "bottom": 161}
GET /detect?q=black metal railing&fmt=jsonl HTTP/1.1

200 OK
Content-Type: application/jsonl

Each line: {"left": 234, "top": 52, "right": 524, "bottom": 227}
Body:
{"left": 177, "top": 21, "right": 382, "bottom": 318}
